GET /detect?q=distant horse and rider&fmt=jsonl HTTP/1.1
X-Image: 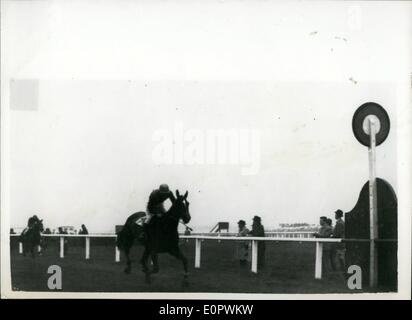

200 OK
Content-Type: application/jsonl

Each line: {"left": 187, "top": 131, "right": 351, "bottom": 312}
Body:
{"left": 19, "top": 215, "right": 44, "bottom": 258}
{"left": 116, "top": 184, "right": 191, "bottom": 285}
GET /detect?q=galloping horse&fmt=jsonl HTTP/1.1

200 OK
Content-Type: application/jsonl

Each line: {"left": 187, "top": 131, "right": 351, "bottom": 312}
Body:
{"left": 117, "top": 190, "right": 191, "bottom": 284}
{"left": 19, "top": 219, "right": 44, "bottom": 258}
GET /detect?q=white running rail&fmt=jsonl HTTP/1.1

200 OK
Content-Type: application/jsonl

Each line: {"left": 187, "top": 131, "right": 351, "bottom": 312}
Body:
{"left": 10, "top": 233, "right": 341, "bottom": 280}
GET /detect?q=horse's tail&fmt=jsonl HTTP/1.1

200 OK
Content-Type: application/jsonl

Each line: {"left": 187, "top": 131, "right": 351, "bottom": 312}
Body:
{"left": 19, "top": 228, "right": 28, "bottom": 242}
{"left": 116, "top": 212, "right": 146, "bottom": 250}
{"left": 116, "top": 228, "right": 126, "bottom": 250}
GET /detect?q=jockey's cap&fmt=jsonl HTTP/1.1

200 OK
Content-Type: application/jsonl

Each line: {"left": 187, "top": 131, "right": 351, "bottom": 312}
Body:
{"left": 159, "top": 184, "right": 170, "bottom": 193}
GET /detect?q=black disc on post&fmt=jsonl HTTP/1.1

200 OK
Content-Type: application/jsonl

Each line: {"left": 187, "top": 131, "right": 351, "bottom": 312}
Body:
{"left": 352, "top": 102, "right": 390, "bottom": 147}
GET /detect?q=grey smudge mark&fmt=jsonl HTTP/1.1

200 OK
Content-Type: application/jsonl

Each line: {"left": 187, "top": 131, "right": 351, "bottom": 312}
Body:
{"left": 293, "top": 123, "right": 307, "bottom": 132}
{"left": 10, "top": 79, "right": 39, "bottom": 111}
{"left": 349, "top": 77, "right": 358, "bottom": 84}
{"left": 309, "top": 31, "right": 318, "bottom": 36}
{"left": 334, "top": 36, "right": 348, "bottom": 42}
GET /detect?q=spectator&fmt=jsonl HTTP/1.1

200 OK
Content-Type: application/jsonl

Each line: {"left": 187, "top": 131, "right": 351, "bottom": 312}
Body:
{"left": 79, "top": 224, "right": 89, "bottom": 235}
{"left": 40, "top": 228, "right": 51, "bottom": 251}
{"left": 331, "top": 209, "right": 345, "bottom": 273}
{"left": 313, "top": 216, "right": 335, "bottom": 273}
{"left": 325, "top": 218, "right": 335, "bottom": 272}
{"left": 184, "top": 227, "right": 191, "bottom": 236}
{"left": 249, "top": 216, "right": 266, "bottom": 269}
{"left": 10, "top": 228, "right": 15, "bottom": 235}
{"left": 236, "top": 220, "right": 250, "bottom": 266}
{"left": 313, "top": 216, "right": 333, "bottom": 238}
{"left": 326, "top": 218, "right": 332, "bottom": 226}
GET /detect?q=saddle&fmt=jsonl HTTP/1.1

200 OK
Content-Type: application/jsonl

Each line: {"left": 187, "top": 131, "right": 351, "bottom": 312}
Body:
{"left": 134, "top": 216, "right": 147, "bottom": 227}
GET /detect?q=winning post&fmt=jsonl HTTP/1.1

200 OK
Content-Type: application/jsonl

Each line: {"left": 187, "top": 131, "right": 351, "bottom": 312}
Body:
{"left": 352, "top": 102, "right": 390, "bottom": 288}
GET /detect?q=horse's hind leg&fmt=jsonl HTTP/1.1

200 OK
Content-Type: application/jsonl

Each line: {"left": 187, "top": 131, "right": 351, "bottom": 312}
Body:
{"left": 124, "top": 247, "right": 132, "bottom": 274}
{"left": 140, "top": 248, "right": 150, "bottom": 273}
{"left": 169, "top": 249, "right": 189, "bottom": 286}
{"left": 22, "top": 242, "right": 26, "bottom": 257}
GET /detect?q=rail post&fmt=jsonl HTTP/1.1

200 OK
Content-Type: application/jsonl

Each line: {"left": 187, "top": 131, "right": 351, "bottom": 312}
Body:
{"left": 59, "top": 236, "right": 64, "bottom": 258}
{"left": 195, "top": 238, "right": 202, "bottom": 268}
{"left": 115, "top": 245, "right": 120, "bottom": 262}
{"left": 19, "top": 242, "right": 23, "bottom": 254}
{"left": 251, "top": 240, "right": 258, "bottom": 273}
{"left": 85, "top": 237, "right": 90, "bottom": 259}
{"left": 315, "top": 241, "right": 323, "bottom": 279}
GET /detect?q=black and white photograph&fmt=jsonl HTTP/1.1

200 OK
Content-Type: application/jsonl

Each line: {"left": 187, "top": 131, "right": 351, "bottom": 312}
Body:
{"left": 1, "top": 0, "right": 411, "bottom": 300}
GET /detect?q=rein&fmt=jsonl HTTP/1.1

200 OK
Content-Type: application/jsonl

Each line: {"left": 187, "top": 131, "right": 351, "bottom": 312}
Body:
{"left": 179, "top": 221, "right": 193, "bottom": 231}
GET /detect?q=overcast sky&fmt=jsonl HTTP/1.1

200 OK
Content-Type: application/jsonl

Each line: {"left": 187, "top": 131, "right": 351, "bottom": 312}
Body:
{"left": 2, "top": 0, "right": 410, "bottom": 233}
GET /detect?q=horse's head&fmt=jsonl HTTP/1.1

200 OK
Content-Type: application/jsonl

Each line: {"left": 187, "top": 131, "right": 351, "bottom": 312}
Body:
{"left": 172, "top": 190, "right": 191, "bottom": 224}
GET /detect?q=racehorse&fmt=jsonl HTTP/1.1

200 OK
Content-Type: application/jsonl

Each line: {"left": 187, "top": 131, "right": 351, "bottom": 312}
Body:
{"left": 19, "top": 219, "right": 44, "bottom": 258}
{"left": 116, "top": 190, "right": 191, "bottom": 285}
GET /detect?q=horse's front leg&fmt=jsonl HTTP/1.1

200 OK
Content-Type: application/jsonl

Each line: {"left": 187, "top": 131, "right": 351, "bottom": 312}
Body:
{"left": 170, "top": 249, "right": 189, "bottom": 287}
{"left": 151, "top": 254, "right": 159, "bottom": 274}
{"left": 140, "top": 247, "right": 151, "bottom": 284}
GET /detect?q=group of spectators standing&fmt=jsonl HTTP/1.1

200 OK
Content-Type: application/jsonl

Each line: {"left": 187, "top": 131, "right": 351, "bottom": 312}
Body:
{"left": 233, "top": 210, "right": 346, "bottom": 275}
{"left": 313, "top": 209, "right": 346, "bottom": 274}
{"left": 236, "top": 216, "right": 266, "bottom": 270}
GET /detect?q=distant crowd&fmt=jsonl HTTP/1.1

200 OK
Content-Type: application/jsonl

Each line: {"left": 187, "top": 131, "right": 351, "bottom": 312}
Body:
{"left": 11, "top": 223, "right": 89, "bottom": 236}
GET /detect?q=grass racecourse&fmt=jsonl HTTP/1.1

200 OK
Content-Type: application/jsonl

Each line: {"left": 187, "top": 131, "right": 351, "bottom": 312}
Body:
{"left": 10, "top": 238, "right": 368, "bottom": 293}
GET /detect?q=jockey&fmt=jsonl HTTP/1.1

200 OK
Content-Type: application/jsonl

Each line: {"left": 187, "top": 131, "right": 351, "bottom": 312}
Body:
{"left": 145, "top": 184, "right": 174, "bottom": 225}
{"left": 28, "top": 215, "right": 40, "bottom": 228}
{"left": 21, "top": 215, "right": 41, "bottom": 235}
